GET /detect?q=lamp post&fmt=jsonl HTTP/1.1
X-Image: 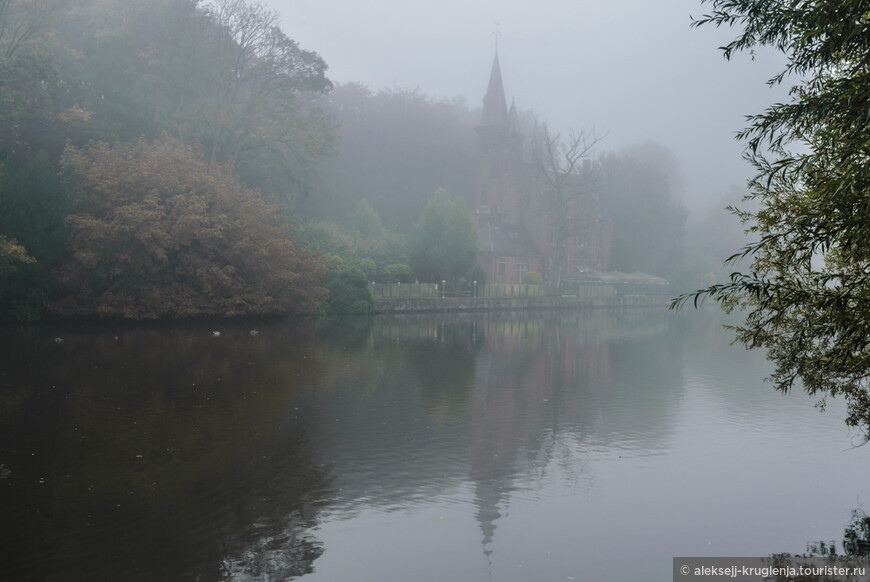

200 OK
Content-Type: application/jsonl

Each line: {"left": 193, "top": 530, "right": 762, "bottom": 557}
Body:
{"left": 473, "top": 280, "right": 477, "bottom": 299}
{"left": 442, "top": 280, "right": 446, "bottom": 299}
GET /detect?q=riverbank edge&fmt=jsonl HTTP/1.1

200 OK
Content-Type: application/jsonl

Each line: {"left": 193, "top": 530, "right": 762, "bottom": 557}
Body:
{"left": 0, "top": 295, "right": 672, "bottom": 325}
{"left": 375, "top": 294, "right": 671, "bottom": 314}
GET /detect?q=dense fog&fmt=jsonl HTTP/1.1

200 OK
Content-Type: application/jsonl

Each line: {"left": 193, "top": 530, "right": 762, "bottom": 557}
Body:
{"left": 0, "top": 0, "right": 784, "bottom": 319}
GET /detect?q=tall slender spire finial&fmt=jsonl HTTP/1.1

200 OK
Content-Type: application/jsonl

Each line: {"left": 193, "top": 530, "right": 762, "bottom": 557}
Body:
{"left": 481, "top": 44, "right": 508, "bottom": 127}
{"left": 494, "top": 22, "right": 500, "bottom": 53}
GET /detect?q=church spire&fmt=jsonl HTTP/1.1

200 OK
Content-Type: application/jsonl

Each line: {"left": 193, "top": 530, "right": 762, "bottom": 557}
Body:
{"left": 481, "top": 52, "right": 508, "bottom": 127}
{"left": 508, "top": 98, "right": 519, "bottom": 133}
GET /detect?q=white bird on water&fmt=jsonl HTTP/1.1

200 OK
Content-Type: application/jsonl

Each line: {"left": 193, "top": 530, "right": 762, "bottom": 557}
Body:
{"left": 212, "top": 331, "right": 221, "bottom": 337}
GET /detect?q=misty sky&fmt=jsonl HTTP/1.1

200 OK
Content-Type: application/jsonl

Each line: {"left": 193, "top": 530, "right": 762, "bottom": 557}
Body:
{"left": 270, "top": 0, "right": 789, "bottom": 214}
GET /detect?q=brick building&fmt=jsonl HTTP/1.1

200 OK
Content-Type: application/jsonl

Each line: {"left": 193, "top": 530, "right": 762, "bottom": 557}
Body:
{"left": 473, "top": 53, "right": 611, "bottom": 287}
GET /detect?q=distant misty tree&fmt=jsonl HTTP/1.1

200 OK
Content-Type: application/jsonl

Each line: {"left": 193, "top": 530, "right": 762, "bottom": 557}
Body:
{"left": 296, "top": 201, "right": 407, "bottom": 279}
{"left": 0, "top": 0, "right": 62, "bottom": 157}
{"left": 682, "top": 185, "right": 754, "bottom": 288}
{"left": 598, "top": 142, "right": 688, "bottom": 280}
{"left": 52, "top": 0, "right": 335, "bottom": 201}
{"left": 409, "top": 188, "right": 477, "bottom": 287}
{"left": 305, "top": 83, "right": 477, "bottom": 229}
{"left": 193, "top": 0, "right": 334, "bottom": 187}
{"left": 348, "top": 199, "right": 386, "bottom": 243}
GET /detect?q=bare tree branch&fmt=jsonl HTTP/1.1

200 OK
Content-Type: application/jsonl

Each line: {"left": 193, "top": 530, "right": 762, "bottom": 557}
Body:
{"left": 530, "top": 123, "right": 605, "bottom": 289}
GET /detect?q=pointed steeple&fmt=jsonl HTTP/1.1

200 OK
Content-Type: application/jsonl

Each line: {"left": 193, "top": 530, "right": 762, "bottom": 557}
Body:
{"left": 481, "top": 53, "right": 508, "bottom": 127}
{"left": 508, "top": 98, "right": 519, "bottom": 134}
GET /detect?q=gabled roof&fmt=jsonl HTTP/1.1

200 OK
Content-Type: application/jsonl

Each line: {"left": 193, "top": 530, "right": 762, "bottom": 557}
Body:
{"left": 478, "top": 222, "right": 542, "bottom": 258}
{"left": 481, "top": 53, "right": 508, "bottom": 127}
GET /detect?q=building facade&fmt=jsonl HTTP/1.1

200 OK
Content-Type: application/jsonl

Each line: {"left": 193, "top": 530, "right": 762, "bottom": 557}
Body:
{"left": 473, "top": 53, "right": 611, "bottom": 287}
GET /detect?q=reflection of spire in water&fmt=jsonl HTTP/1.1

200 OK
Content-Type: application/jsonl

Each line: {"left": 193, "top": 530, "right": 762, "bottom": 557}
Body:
{"left": 474, "top": 477, "right": 509, "bottom": 564}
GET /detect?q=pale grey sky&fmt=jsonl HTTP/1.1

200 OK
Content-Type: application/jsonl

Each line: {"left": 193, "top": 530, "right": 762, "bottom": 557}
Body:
{"left": 269, "top": 0, "right": 789, "bottom": 214}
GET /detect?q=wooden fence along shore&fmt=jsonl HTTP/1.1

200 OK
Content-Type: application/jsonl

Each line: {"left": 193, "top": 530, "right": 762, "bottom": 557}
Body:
{"left": 371, "top": 274, "right": 672, "bottom": 314}
{"left": 371, "top": 282, "right": 545, "bottom": 300}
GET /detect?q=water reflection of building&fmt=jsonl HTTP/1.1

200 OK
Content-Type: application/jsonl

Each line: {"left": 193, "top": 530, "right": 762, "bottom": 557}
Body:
{"left": 467, "top": 315, "right": 612, "bottom": 556}
{"left": 301, "top": 312, "right": 680, "bottom": 567}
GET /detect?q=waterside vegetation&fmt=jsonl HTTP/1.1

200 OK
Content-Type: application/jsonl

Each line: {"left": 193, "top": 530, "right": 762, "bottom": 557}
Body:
{"left": 1, "top": 0, "right": 730, "bottom": 322}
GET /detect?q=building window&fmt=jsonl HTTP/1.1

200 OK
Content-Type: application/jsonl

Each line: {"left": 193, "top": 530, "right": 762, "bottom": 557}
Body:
{"left": 498, "top": 262, "right": 506, "bottom": 283}
{"left": 517, "top": 263, "right": 528, "bottom": 282}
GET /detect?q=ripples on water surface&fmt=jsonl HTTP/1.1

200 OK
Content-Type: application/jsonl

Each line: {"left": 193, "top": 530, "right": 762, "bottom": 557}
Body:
{"left": 0, "top": 309, "right": 866, "bottom": 581}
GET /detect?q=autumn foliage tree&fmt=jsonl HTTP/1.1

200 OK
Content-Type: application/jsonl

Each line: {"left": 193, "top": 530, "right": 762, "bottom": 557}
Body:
{"left": 53, "top": 136, "right": 326, "bottom": 319}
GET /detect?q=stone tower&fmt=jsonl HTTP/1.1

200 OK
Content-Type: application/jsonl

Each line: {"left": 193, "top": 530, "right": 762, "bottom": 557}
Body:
{"left": 474, "top": 53, "right": 528, "bottom": 228}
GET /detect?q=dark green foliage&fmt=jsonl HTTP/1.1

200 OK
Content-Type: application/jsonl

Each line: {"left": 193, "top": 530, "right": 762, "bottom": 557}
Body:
{"left": 295, "top": 204, "right": 408, "bottom": 287}
{"left": 0, "top": 150, "right": 70, "bottom": 320}
{"left": 843, "top": 509, "right": 870, "bottom": 557}
{"left": 673, "top": 0, "right": 870, "bottom": 439}
{"left": 0, "top": 232, "right": 36, "bottom": 321}
{"left": 319, "top": 258, "right": 375, "bottom": 316}
{"left": 382, "top": 263, "right": 412, "bottom": 284}
{"left": 408, "top": 189, "right": 477, "bottom": 285}
{"left": 1, "top": 150, "right": 68, "bottom": 261}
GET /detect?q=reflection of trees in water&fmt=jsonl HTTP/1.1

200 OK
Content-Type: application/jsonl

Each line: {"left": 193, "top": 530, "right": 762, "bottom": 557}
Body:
{"left": 0, "top": 310, "right": 697, "bottom": 579}
{"left": 844, "top": 509, "right": 870, "bottom": 557}
{"left": 0, "top": 322, "right": 331, "bottom": 581}
{"left": 366, "top": 316, "right": 482, "bottom": 420}
{"left": 759, "top": 508, "right": 870, "bottom": 580}
{"left": 407, "top": 321, "right": 480, "bottom": 420}
{"left": 799, "top": 508, "right": 870, "bottom": 558}
{"left": 221, "top": 517, "right": 323, "bottom": 581}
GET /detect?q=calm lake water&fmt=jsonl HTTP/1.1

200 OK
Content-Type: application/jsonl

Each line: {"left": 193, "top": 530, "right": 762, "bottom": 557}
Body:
{"left": 1, "top": 308, "right": 867, "bottom": 581}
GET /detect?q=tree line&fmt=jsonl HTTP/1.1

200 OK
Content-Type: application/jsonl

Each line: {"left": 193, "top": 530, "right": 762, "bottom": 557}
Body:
{"left": 0, "top": 0, "right": 336, "bottom": 319}
{"left": 0, "top": 0, "right": 700, "bottom": 321}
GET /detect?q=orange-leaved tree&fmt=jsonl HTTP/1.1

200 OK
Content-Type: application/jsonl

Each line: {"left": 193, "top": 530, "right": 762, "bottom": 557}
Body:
{"left": 54, "top": 136, "right": 326, "bottom": 318}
